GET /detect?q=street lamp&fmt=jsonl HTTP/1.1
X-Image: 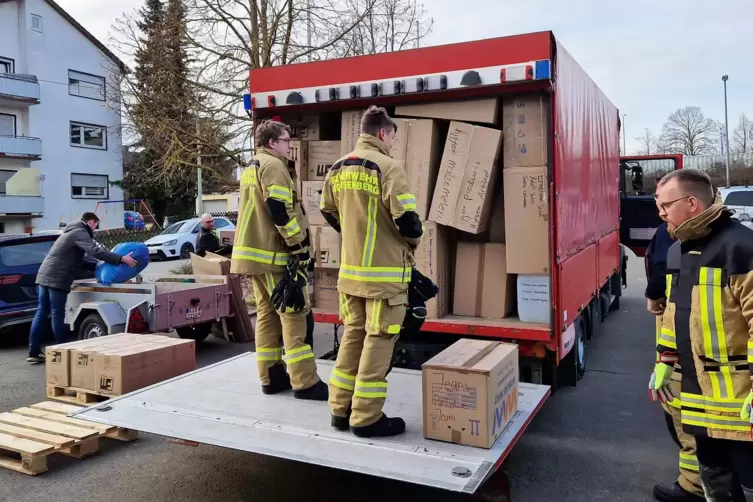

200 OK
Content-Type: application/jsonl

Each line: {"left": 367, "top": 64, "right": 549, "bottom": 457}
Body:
{"left": 722, "top": 75, "right": 731, "bottom": 186}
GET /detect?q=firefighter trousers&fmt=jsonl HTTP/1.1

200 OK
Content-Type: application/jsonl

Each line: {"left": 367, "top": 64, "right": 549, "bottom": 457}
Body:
{"left": 695, "top": 435, "right": 753, "bottom": 502}
{"left": 662, "top": 402, "right": 703, "bottom": 497}
{"left": 328, "top": 292, "right": 407, "bottom": 427}
{"left": 251, "top": 272, "right": 319, "bottom": 391}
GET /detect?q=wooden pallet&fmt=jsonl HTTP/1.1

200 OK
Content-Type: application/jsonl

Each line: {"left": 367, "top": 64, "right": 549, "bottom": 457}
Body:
{"left": 45, "top": 384, "right": 112, "bottom": 405}
{"left": 0, "top": 401, "right": 137, "bottom": 475}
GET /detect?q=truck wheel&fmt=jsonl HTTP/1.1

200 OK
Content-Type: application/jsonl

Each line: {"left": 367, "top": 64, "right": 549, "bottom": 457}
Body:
{"left": 176, "top": 322, "right": 212, "bottom": 342}
{"left": 77, "top": 313, "right": 108, "bottom": 340}
{"left": 560, "top": 316, "right": 588, "bottom": 387}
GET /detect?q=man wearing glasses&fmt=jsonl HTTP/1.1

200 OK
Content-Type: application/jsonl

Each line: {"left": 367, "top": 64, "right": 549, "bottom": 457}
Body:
{"left": 195, "top": 213, "right": 231, "bottom": 257}
{"left": 649, "top": 169, "right": 753, "bottom": 501}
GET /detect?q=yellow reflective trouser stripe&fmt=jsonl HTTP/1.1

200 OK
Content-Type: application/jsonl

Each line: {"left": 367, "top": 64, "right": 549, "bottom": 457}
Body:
{"left": 680, "top": 392, "right": 745, "bottom": 412}
{"left": 282, "top": 217, "right": 301, "bottom": 237}
{"left": 679, "top": 452, "right": 699, "bottom": 472}
{"left": 257, "top": 346, "right": 283, "bottom": 362}
{"left": 658, "top": 327, "right": 677, "bottom": 350}
{"left": 681, "top": 409, "right": 750, "bottom": 432}
{"left": 284, "top": 344, "right": 314, "bottom": 364}
{"left": 340, "top": 264, "right": 410, "bottom": 283}
{"left": 330, "top": 369, "right": 355, "bottom": 391}
{"left": 354, "top": 380, "right": 388, "bottom": 399}
{"left": 665, "top": 273, "right": 672, "bottom": 298}
{"left": 234, "top": 192, "right": 256, "bottom": 246}
{"left": 339, "top": 293, "right": 352, "bottom": 323}
{"left": 268, "top": 184, "right": 293, "bottom": 203}
{"left": 370, "top": 299, "right": 383, "bottom": 333}
{"left": 699, "top": 267, "right": 734, "bottom": 399}
{"left": 233, "top": 246, "right": 289, "bottom": 266}
{"left": 361, "top": 197, "right": 378, "bottom": 267}
{"left": 265, "top": 273, "right": 275, "bottom": 296}
{"left": 387, "top": 324, "right": 401, "bottom": 335}
{"left": 748, "top": 341, "right": 753, "bottom": 363}
{"left": 396, "top": 193, "right": 417, "bottom": 211}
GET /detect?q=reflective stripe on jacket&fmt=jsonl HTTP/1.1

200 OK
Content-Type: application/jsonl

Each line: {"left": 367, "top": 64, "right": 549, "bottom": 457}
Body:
{"left": 659, "top": 204, "right": 753, "bottom": 441}
{"left": 320, "top": 134, "right": 421, "bottom": 299}
{"left": 230, "top": 148, "right": 309, "bottom": 276}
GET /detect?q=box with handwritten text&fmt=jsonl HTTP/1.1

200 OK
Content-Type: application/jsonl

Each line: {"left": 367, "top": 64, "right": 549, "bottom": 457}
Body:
{"left": 503, "top": 166, "right": 549, "bottom": 274}
{"left": 422, "top": 339, "right": 518, "bottom": 449}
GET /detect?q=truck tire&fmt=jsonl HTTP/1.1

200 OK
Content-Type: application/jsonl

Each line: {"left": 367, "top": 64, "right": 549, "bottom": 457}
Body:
{"left": 559, "top": 316, "right": 588, "bottom": 387}
{"left": 77, "top": 313, "right": 108, "bottom": 340}
{"left": 176, "top": 322, "right": 212, "bottom": 342}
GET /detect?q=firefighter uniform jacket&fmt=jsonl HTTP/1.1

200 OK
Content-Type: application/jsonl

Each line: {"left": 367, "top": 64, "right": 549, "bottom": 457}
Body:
{"left": 658, "top": 204, "right": 753, "bottom": 441}
{"left": 230, "top": 147, "right": 310, "bottom": 276}
{"left": 320, "top": 134, "right": 422, "bottom": 299}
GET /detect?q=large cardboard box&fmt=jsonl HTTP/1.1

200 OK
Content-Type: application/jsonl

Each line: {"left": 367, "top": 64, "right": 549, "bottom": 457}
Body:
{"left": 307, "top": 141, "right": 341, "bottom": 181}
{"left": 391, "top": 118, "right": 412, "bottom": 162}
{"left": 341, "top": 110, "right": 366, "bottom": 156}
{"left": 290, "top": 140, "right": 309, "bottom": 188}
{"left": 218, "top": 229, "right": 235, "bottom": 246}
{"left": 396, "top": 98, "right": 499, "bottom": 125}
{"left": 313, "top": 224, "right": 341, "bottom": 269}
{"left": 422, "top": 339, "right": 519, "bottom": 449}
{"left": 453, "top": 243, "right": 515, "bottom": 319}
{"left": 502, "top": 95, "right": 548, "bottom": 168}
{"left": 517, "top": 275, "right": 551, "bottom": 324}
{"left": 404, "top": 120, "right": 443, "bottom": 220}
{"left": 428, "top": 121, "right": 502, "bottom": 233}
{"left": 313, "top": 268, "right": 339, "bottom": 311}
{"left": 413, "top": 221, "right": 451, "bottom": 319}
{"left": 191, "top": 251, "right": 231, "bottom": 275}
{"left": 301, "top": 181, "right": 325, "bottom": 225}
{"left": 503, "top": 167, "right": 549, "bottom": 274}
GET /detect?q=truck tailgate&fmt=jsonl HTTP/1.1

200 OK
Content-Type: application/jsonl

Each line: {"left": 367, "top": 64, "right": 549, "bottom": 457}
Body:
{"left": 72, "top": 353, "right": 549, "bottom": 493}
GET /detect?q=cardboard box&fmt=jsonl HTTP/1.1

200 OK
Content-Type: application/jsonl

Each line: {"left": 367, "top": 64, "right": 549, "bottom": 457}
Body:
{"left": 428, "top": 121, "right": 502, "bottom": 233}
{"left": 287, "top": 115, "right": 339, "bottom": 142}
{"left": 453, "top": 243, "right": 515, "bottom": 319}
{"left": 307, "top": 141, "right": 341, "bottom": 181}
{"left": 191, "top": 251, "right": 231, "bottom": 275}
{"left": 218, "top": 229, "right": 235, "bottom": 246}
{"left": 404, "top": 119, "right": 443, "bottom": 220}
{"left": 413, "top": 221, "right": 452, "bottom": 319}
{"left": 290, "top": 140, "right": 309, "bottom": 188}
{"left": 503, "top": 167, "right": 549, "bottom": 274}
{"left": 313, "top": 225, "right": 341, "bottom": 269}
{"left": 391, "top": 118, "right": 412, "bottom": 162}
{"left": 341, "top": 110, "right": 366, "bottom": 156}
{"left": 396, "top": 98, "right": 499, "bottom": 125}
{"left": 301, "top": 181, "right": 325, "bottom": 226}
{"left": 502, "top": 95, "right": 548, "bottom": 168}
{"left": 422, "top": 339, "right": 519, "bottom": 449}
{"left": 517, "top": 275, "right": 550, "bottom": 323}
{"left": 314, "top": 268, "right": 339, "bottom": 311}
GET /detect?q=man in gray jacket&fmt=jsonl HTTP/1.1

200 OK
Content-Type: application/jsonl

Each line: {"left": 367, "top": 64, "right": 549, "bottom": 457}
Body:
{"left": 27, "top": 212, "right": 137, "bottom": 363}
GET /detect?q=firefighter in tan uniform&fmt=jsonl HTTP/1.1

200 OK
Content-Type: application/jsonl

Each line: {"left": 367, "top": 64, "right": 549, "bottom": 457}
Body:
{"left": 320, "top": 106, "right": 422, "bottom": 438}
{"left": 650, "top": 169, "right": 753, "bottom": 501}
{"left": 231, "top": 120, "right": 327, "bottom": 400}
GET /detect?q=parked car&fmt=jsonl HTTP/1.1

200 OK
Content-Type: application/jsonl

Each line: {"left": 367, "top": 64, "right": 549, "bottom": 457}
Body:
{"left": 144, "top": 217, "right": 235, "bottom": 260}
{"left": 719, "top": 186, "right": 753, "bottom": 229}
{"left": 0, "top": 234, "right": 59, "bottom": 334}
{"left": 124, "top": 211, "right": 146, "bottom": 230}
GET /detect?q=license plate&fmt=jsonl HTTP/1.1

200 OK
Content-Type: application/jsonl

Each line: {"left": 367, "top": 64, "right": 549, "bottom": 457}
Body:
{"left": 185, "top": 307, "right": 202, "bottom": 320}
{"left": 148, "top": 248, "right": 157, "bottom": 254}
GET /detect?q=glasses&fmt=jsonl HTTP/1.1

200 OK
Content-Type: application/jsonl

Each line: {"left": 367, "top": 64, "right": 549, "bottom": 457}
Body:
{"left": 275, "top": 137, "right": 291, "bottom": 143}
{"left": 655, "top": 195, "right": 692, "bottom": 210}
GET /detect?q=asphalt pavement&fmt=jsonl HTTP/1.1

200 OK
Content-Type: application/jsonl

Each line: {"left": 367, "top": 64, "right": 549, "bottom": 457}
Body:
{"left": 0, "top": 253, "right": 677, "bottom": 502}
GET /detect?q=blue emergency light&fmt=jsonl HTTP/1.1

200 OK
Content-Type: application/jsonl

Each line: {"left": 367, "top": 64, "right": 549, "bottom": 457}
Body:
{"left": 243, "top": 93, "right": 252, "bottom": 111}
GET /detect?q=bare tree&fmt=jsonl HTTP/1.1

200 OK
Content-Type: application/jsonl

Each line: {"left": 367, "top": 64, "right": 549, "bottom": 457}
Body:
{"left": 732, "top": 113, "right": 752, "bottom": 153}
{"left": 635, "top": 128, "right": 657, "bottom": 155}
{"left": 658, "top": 106, "right": 718, "bottom": 156}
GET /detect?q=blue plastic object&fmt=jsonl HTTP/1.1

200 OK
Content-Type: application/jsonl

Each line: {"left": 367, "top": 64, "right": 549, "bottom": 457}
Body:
{"left": 95, "top": 242, "right": 150, "bottom": 285}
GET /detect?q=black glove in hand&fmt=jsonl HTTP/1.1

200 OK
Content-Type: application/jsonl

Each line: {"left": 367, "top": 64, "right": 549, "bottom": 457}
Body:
{"left": 271, "top": 280, "right": 287, "bottom": 312}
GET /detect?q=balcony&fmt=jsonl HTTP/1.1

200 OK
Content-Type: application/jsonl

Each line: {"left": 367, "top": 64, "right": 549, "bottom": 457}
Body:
{"left": 0, "top": 168, "right": 43, "bottom": 216}
{"left": 0, "top": 73, "right": 40, "bottom": 107}
{"left": 0, "top": 136, "right": 42, "bottom": 160}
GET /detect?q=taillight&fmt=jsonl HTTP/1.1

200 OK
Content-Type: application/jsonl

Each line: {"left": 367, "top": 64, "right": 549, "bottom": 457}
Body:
{"left": 128, "top": 308, "right": 148, "bottom": 333}
{"left": 0, "top": 275, "right": 23, "bottom": 285}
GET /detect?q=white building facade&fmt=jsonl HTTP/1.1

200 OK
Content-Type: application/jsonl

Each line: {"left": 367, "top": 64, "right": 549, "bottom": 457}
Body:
{"left": 0, "top": 0, "right": 125, "bottom": 233}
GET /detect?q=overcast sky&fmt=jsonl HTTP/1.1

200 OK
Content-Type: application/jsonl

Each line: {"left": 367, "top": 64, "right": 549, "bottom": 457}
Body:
{"left": 57, "top": 0, "right": 752, "bottom": 154}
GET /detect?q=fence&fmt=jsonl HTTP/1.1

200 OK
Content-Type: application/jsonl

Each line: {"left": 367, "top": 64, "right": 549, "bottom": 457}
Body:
{"left": 94, "top": 227, "right": 163, "bottom": 250}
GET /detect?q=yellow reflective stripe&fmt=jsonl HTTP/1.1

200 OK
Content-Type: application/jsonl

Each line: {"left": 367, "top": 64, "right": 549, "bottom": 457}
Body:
{"left": 667, "top": 397, "right": 682, "bottom": 409}
{"left": 256, "top": 346, "right": 283, "bottom": 362}
{"left": 658, "top": 327, "right": 677, "bottom": 349}
{"left": 282, "top": 217, "right": 301, "bottom": 237}
{"left": 354, "top": 380, "right": 388, "bottom": 399}
{"left": 268, "top": 184, "right": 293, "bottom": 203}
{"left": 396, "top": 193, "right": 417, "bottom": 211}
{"left": 339, "top": 293, "right": 352, "bottom": 323}
{"left": 284, "top": 344, "right": 314, "bottom": 364}
{"left": 665, "top": 273, "right": 672, "bottom": 298}
{"left": 370, "top": 299, "right": 383, "bottom": 333}
{"left": 330, "top": 369, "right": 356, "bottom": 391}
{"left": 361, "top": 197, "right": 378, "bottom": 267}
{"left": 234, "top": 188, "right": 256, "bottom": 246}
{"left": 680, "top": 392, "right": 745, "bottom": 412}
{"left": 699, "top": 267, "right": 733, "bottom": 399}
{"left": 387, "top": 324, "right": 401, "bottom": 335}
{"left": 679, "top": 452, "right": 699, "bottom": 472}
{"left": 233, "top": 246, "right": 289, "bottom": 266}
{"left": 340, "top": 264, "right": 410, "bottom": 283}
{"left": 681, "top": 409, "right": 750, "bottom": 432}
{"left": 748, "top": 341, "right": 753, "bottom": 363}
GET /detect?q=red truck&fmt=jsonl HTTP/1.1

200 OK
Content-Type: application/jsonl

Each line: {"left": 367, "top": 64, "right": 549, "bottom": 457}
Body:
{"left": 246, "top": 31, "right": 678, "bottom": 390}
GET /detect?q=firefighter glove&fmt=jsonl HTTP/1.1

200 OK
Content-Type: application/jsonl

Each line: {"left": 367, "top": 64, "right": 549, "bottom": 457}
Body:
{"left": 291, "top": 246, "right": 312, "bottom": 269}
{"left": 649, "top": 361, "right": 675, "bottom": 404}
{"left": 740, "top": 390, "right": 753, "bottom": 422}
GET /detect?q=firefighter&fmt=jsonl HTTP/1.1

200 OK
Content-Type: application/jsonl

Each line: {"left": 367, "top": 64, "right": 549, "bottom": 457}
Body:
{"left": 646, "top": 221, "right": 704, "bottom": 502}
{"left": 650, "top": 169, "right": 753, "bottom": 501}
{"left": 231, "top": 120, "right": 327, "bottom": 401}
{"left": 320, "top": 106, "right": 422, "bottom": 438}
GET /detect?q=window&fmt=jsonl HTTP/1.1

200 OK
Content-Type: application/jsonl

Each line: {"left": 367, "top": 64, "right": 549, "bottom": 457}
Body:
{"left": 30, "top": 14, "right": 43, "bottom": 33}
{"left": 0, "top": 240, "right": 55, "bottom": 267}
{"left": 0, "top": 113, "right": 16, "bottom": 137}
{"left": 724, "top": 191, "right": 753, "bottom": 207}
{"left": 215, "top": 218, "right": 230, "bottom": 229}
{"left": 70, "top": 122, "right": 107, "bottom": 150}
{"left": 68, "top": 70, "right": 105, "bottom": 101}
{"left": 71, "top": 173, "right": 109, "bottom": 199}
{"left": 0, "top": 170, "right": 16, "bottom": 194}
{"left": 0, "top": 57, "right": 13, "bottom": 74}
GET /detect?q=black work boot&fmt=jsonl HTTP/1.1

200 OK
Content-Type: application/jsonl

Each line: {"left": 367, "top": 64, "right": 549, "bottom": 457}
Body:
{"left": 331, "top": 408, "right": 351, "bottom": 431}
{"left": 351, "top": 414, "right": 406, "bottom": 438}
{"left": 653, "top": 482, "right": 705, "bottom": 502}
{"left": 294, "top": 380, "right": 328, "bottom": 401}
{"left": 261, "top": 364, "right": 292, "bottom": 395}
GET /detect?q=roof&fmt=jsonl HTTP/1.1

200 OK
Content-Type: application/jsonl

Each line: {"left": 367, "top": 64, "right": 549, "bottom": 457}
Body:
{"left": 42, "top": 0, "right": 127, "bottom": 72}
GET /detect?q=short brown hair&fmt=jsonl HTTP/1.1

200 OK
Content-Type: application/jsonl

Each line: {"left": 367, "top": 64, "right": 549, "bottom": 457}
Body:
{"left": 658, "top": 169, "right": 714, "bottom": 206}
{"left": 360, "top": 106, "right": 397, "bottom": 136}
{"left": 255, "top": 120, "right": 291, "bottom": 148}
{"left": 80, "top": 212, "right": 99, "bottom": 222}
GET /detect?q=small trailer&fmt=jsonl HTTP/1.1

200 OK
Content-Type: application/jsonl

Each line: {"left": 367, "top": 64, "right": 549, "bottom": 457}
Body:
{"left": 65, "top": 274, "right": 232, "bottom": 342}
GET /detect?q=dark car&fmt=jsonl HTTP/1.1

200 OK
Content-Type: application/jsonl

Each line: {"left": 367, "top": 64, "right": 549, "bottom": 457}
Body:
{"left": 124, "top": 211, "right": 146, "bottom": 230}
{"left": 0, "top": 233, "right": 60, "bottom": 333}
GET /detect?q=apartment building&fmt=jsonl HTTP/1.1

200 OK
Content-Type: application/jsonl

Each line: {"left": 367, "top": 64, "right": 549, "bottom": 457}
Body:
{"left": 0, "top": 0, "right": 125, "bottom": 233}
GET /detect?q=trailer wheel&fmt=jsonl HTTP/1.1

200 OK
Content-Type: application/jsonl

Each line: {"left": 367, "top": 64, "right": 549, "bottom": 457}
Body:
{"left": 560, "top": 316, "right": 588, "bottom": 387}
{"left": 176, "top": 322, "right": 212, "bottom": 342}
{"left": 77, "top": 313, "right": 108, "bottom": 340}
